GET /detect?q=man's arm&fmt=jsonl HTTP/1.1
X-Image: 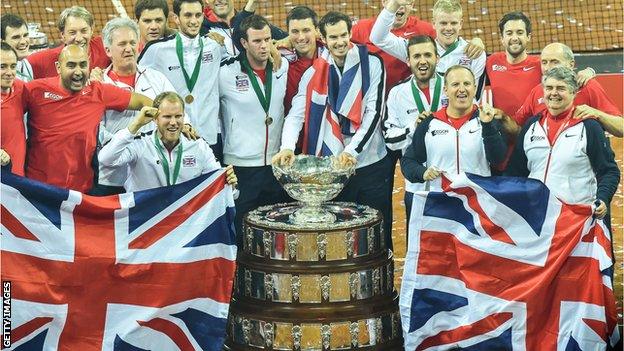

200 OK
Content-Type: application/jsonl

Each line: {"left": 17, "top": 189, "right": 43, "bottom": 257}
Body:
{"left": 369, "top": 1, "right": 409, "bottom": 63}
{"left": 343, "top": 56, "right": 386, "bottom": 159}
{"left": 585, "top": 119, "right": 620, "bottom": 205}
{"left": 574, "top": 105, "right": 623, "bottom": 137}
{"left": 281, "top": 66, "right": 314, "bottom": 151}
{"left": 127, "top": 92, "right": 153, "bottom": 111}
{"left": 400, "top": 116, "right": 431, "bottom": 183}
{"left": 384, "top": 86, "right": 415, "bottom": 152}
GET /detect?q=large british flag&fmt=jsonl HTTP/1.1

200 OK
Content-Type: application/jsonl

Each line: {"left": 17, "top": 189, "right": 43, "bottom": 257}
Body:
{"left": 1, "top": 169, "right": 237, "bottom": 350}
{"left": 401, "top": 172, "right": 619, "bottom": 350}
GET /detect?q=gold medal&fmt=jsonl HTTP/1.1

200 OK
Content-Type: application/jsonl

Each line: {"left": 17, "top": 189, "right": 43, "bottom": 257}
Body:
{"left": 265, "top": 114, "right": 273, "bottom": 125}
{"left": 185, "top": 94, "right": 194, "bottom": 104}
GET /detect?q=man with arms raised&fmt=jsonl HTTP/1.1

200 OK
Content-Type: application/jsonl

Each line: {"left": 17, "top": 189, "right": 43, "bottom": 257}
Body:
{"left": 384, "top": 35, "right": 447, "bottom": 223}
{"left": 0, "top": 43, "right": 26, "bottom": 175}
{"left": 139, "top": 0, "right": 224, "bottom": 159}
{"left": 23, "top": 45, "right": 152, "bottom": 193}
{"left": 273, "top": 12, "right": 392, "bottom": 247}
{"left": 26, "top": 6, "right": 110, "bottom": 79}
{"left": 99, "top": 92, "right": 237, "bottom": 192}
{"left": 515, "top": 43, "right": 622, "bottom": 137}
{"left": 371, "top": 0, "right": 486, "bottom": 100}
{"left": 1, "top": 14, "right": 33, "bottom": 82}
{"left": 93, "top": 17, "right": 180, "bottom": 194}
{"left": 219, "top": 15, "right": 290, "bottom": 240}
{"left": 134, "top": 0, "right": 176, "bottom": 53}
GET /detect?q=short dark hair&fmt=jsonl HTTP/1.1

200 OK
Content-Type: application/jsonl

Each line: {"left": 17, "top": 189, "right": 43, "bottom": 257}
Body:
{"left": 407, "top": 35, "right": 437, "bottom": 55}
{"left": 286, "top": 6, "right": 318, "bottom": 29}
{"left": 1, "top": 41, "right": 18, "bottom": 59}
{"left": 172, "top": 0, "right": 203, "bottom": 16}
{"left": 1, "top": 13, "right": 27, "bottom": 41}
{"left": 318, "top": 11, "right": 351, "bottom": 38}
{"left": 499, "top": 11, "right": 532, "bottom": 35}
{"left": 239, "top": 15, "right": 271, "bottom": 41}
{"left": 135, "top": 0, "right": 169, "bottom": 20}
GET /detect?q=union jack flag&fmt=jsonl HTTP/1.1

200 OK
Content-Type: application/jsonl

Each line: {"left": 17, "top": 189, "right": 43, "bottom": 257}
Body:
{"left": 1, "top": 169, "right": 237, "bottom": 350}
{"left": 302, "top": 45, "right": 371, "bottom": 156}
{"left": 401, "top": 173, "right": 619, "bottom": 350}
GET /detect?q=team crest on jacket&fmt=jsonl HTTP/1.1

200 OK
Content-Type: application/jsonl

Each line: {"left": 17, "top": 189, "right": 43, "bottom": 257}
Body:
{"left": 235, "top": 75, "right": 249, "bottom": 91}
{"left": 202, "top": 51, "right": 214, "bottom": 63}
{"left": 183, "top": 155, "right": 197, "bottom": 167}
{"left": 459, "top": 57, "right": 472, "bottom": 67}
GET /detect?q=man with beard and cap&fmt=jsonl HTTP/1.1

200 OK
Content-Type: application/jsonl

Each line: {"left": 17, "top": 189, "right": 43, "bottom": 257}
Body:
{"left": 371, "top": 0, "right": 487, "bottom": 100}
{"left": 22, "top": 45, "right": 153, "bottom": 193}
{"left": 134, "top": 0, "right": 177, "bottom": 53}
{"left": 139, "top": 0, "right": 224, "bottom": 160}
{"left": 99, "top": 92, "right": 238, "bottom": 192}
{"left": 273, "top": 11, "right": 393, "bottom": 248}
{"left": 201, "top": 0, "right": 287, "bottom": 56}
{"left": 25, "top": 6, "right": 111, "bottom": 79}
{"left": 218, "top": 14, "right": 290, "bottom": 242}
{"left": 1, "top": 13, "right": 33, "bottom": 82}
{"left": 384, "top": 35, "right": 447, "bottom": 227}
{"left": 93, "top": 17, "right": 180, "bottom": 195}
{"left": 0, "top": 43, "right": 26, "bottom": 175}
{"left": 514, "top": 43, "right": 622, "bottom": 137}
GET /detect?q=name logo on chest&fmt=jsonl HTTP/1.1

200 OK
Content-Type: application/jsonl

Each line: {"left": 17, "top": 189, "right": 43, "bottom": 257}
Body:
{"left": 431, "top": 129, "right": 449, "bottom": 136}
{"left": 43, "top": 91, "right": 63, "bottom": 100}
{"left": 530, "top": 135, "right": 546, "bottom": 142}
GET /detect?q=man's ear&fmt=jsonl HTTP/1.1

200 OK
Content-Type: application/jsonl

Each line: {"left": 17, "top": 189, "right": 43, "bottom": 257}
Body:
{"left": 55, "top": 61, "right": 61, "bottom": 74}
{"left": 240, "top": 38, "right": 248, "bottom": 51}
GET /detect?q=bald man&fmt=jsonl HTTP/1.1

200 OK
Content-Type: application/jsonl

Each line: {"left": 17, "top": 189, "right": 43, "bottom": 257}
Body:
{"left": 515, "top": 42, "right": 622, "bottom": 137}
{"left": 23, "top": 45, "right": 152, "bottom": 192}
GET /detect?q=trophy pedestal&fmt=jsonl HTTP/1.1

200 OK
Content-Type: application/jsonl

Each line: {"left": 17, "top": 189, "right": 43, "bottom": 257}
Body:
{"left": 224, "top": 202, "right": 403, "bottom": 350}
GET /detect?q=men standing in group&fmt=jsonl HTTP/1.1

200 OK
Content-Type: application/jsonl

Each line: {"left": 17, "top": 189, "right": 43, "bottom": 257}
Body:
{"left": 384, "top": 35, "right": 447, "bottom": 223}
{"left": 134, "top": 0, "right": 176, "bottom": 53}
{"left": 219, "top": 15, "right": 290, "bottom": 240}
{"left": 23, "top": 45, "right": 152, "bottom": 193}
{"left": 0, "top": 43, "right": 26, "bottom": 175}
{"left": 26, "top": 6, "right": 110, "bottom": 79}
{"left": 93, "top": 17, "right": 179, "bottom": 194}
{"left": 515, "top": 42, "right": 622, "bottom": 137}
{"left": 1, "top": 14, "right": 33, "bottom": 82}
{"left": 371, "top": 0, "right": 487, "bottom": 100}
{"left": 273, "top": 12, "right": 393, "bottom": 247}
{"left": 139, "top": 0, "right": 224, "bottom": 159}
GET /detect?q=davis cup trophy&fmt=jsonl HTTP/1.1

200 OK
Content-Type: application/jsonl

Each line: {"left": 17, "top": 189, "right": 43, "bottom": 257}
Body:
{"left": 224, "top": 155, "right": 403, "bottom": 350}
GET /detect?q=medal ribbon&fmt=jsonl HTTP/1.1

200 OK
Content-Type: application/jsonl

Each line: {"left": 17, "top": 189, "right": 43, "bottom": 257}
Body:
{"left": 241, "top": 56, "right": 273, "bottom": 115}
{"left": 440, "top": 39, "right": 460, "bottom": 58}
{"left": 410, "top": 74, "right": 442, "bottom": 112}
{"left": 154, "top": 132, "right": 183, "bottom": 186}
{"left": 175, "top": 33, "right": 204, "bottom": 93}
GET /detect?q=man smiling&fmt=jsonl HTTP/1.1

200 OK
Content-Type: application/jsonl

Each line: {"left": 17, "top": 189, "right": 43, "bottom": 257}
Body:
{"left": 25, "top": 6, "right": 111, "bottom": 79}
{"left": 1, "top": 14, "right": 33, "bottom": 82}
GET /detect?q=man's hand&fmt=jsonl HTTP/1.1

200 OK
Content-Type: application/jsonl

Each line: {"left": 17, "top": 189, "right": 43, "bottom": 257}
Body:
{"left": 416, "top": 111, "right": 432, "bottom": 126}
{"left": 594, "top": 200, "right": 607, "bottom": 219}
{"left": 207, "top": 32, "right": 225, "bottom": 46}
{"left": 90, "top": 67, "right": 104, "bottom": 82}
{"left": 273, "top": 37, "right": 293, "bottom": 50}
{"left": 384, "top": 0, "right": 411, "bottom": 12}
{"left": 573, "top": 104, "right": 600, "bottom": 120}
{"left": 0, "top": 148, "right": 10, "bottom": 166}
{"left": 576, "top": 67, "right": 596, "bottom": 87}
{"left": 128, "top": 106, "right": 159, "bottom": 134}
{"left": 272, "top": 149, "right": 295, "bottom": 166}
{"left": 478, "top": 103, "right": 495, "bottom": 123}
{"left": 423, "top": 166, "right": 441, "bottom": 181}
{"left": 225, "top": 165, "right": 238, "bottom": 187}
{"left": 269, "top": 40, "right": 282, "bottom": 72}
{"left": 336, "top": 152, "right": 357, "bottom": 168}
{"left": 465, "top": 38, "right": 485, "bottom": 59}
{"left": 182, "top": 123, "right": 199, "bottom": 140}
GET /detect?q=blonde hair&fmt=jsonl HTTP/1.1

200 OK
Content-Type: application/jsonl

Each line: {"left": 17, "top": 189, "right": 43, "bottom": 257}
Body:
{"left": 432, "top": 0, "right": 463, "bottom": 19}
{"left": 58, "top": 6, "right": 94, "bottom": 32}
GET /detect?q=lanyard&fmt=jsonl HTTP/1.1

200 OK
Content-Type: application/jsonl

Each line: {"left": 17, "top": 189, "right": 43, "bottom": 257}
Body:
{"left": 410, "top": 75, "right": 442, "bottom": 113}
{"left": 175, "top": 33, "right": 204, "bottom": 93}
{"left": 440, "top": 40, "right": 460, "bottom": 58}
{"left": 154, "top": 132, "right": 183, "bottom": 186}
{"left": 241, "top": 57, "right": 273, "bottom": 114}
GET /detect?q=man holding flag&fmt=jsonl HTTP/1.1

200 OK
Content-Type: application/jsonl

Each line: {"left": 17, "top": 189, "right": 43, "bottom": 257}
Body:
{"left": 273, "top": 11, "right": 392, "bottom": 247}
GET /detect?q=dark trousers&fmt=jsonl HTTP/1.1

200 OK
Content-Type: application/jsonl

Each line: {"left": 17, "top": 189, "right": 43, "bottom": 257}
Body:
{"left": 234, "top": 165, "right": 291, "bottom": 246}
{"left": 336, "top": 155, "right": 393, "bottom": 249}
{"left": 404, "top": 190, "right": 414, "bottom": 249}
{"left": 89, "top": 184, "right": 125, "bottom": 196}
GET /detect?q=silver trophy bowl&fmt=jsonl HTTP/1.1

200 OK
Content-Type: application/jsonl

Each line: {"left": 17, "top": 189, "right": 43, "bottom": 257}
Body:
{"left": 273, "top": 155, "right": 355, "bottom": 224}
